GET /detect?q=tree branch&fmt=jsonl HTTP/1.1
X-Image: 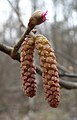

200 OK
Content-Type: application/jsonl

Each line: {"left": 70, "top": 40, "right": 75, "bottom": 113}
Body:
{"left": 0, "top": 43, "right": 13, "bottom": 56}
{"left": 7, "top": 0, "right": 36, "bottom": 58}
{"left": 0, "top": 43, "right": 77, "bottom": 89}
{"left": 12, "top": 26, "right": 34, "bottom": 54}
{"left": 60, "top": 79, "right": 77, "bottom": 89}
{"left": 59, "top": 73, "right": 77, "bottom": 78}
{"left": 36, "top": 66, "right": 77, "bottom": 89}
{"left": 7, "top": 0, "right": 26, "bottom": 28}
{"left": 0, "top": 43, "right": 20, "bottom": 61}
{"left": 57, "top": 63, "right": 70, "bottom": 73}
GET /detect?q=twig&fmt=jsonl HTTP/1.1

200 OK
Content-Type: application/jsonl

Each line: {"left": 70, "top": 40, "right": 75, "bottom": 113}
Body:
{"left": 60, "top": 79, "right": 77, "bottom": 89}
{"left": 59, "top": 73, "right": 77, "bottom": 78}
{"left": 36, "top": 65, "right": 42, "bottom": 76}
{"left": 56, "top": 49, "right": 77, "bottom": 65}
{"left": 36, "top": 66, "right": 77, "bottom": 89}
{"left": 57, "top": 63, "right": 70, "bottom": 73}
{"left": 7, "top": 0, "right": 35, "bottom": 57}
{"left": 0, "top": 43, "right": 20, "bottom": 61}
{"left": 0, "top": 43, "right": 13, "bottom": 56}
{"left": 6, "top": 2, "right": 48, "bottom": 59}
{"left": 7, "top": 0, "right": 26, "bottom": 28}
{"left": 12, "top": 26, "right": 34, "bottom": 55}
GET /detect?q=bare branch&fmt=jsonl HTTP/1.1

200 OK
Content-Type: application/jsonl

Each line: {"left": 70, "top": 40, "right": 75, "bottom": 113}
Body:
{"left": 6, "top": 2, "right": 47, "bottom": 58}
{"left": 7, "top": 0, "right": 26, "bottom": 28}
{"left": 0, "top": 43, "right": 20, "bottom": 61}
{"left": 36, "top": 66, "right": 77, "bottom": 89}
{"left": 12, "top": 27, "right": 34, "bottom": 56}
{"left": 7, "top": 0, "right": 35, "bottom": 57}
{"left": 59, "top": 73, "right": 77, "bottom": 78}
{"left": 57, "top": 63, "right": 70, "bottom": 73}
{"left": 56, "top": 49, "right": 77, "bottom": 65}
{"left": 36, "top": 65, "right": 42, "bottom": 76}
{"left": 60, "top": 79, "right": 77, "bottom": 89}
{"left": 0, "top": 43, "right": 13, "bottom": 56}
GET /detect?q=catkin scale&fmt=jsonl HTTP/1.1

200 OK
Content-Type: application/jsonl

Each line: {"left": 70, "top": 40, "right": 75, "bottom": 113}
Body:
{"left": 20, "top": 37, "right": 37, "bottom": 97}
{"left": 34, "top": 34, "right": 60, "bottom": 108}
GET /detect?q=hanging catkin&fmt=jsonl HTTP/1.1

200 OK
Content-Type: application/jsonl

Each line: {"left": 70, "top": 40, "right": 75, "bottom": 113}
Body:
{"left": 34, "top": 34, "right": 60, "bottom": 108}
{"left": 20, "top": 36, "right": 37, "bottom": 97}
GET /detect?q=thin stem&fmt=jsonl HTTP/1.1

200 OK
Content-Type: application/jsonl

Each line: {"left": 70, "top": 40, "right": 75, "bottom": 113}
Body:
{"left": 0, "top": 43, "right": 20, "bottom": 61}
{"left": 59, "top": 73, "right": 77, "bottom": 78}
{"left": 36, "top": 66, "right": 77, "bottom": 89}
{"left": 60, "top": 79, "right": 77, "bottom": 89}
{"left": 13, "top": 26, "right": 34, "bottom": 54}
{"left": 7, "top": 0, "right": 26, "bottom": 28}
{"left": 0, "top": 43, "right": 13, "bottom": 56}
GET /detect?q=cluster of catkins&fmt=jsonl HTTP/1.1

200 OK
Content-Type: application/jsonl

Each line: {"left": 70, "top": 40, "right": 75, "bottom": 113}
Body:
{"left": 20, "top": 34, "right": 60, "bottom": 108}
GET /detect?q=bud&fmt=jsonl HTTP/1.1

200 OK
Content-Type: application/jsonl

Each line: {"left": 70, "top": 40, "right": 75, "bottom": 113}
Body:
{"left": 20, "top": 36, "right": 37, "bottom": 97}
{"left": 28, "top": 10, "right": 48, "bottom": 28}
{"left": 34, "top": 34, "right": 60, "bottom": 108}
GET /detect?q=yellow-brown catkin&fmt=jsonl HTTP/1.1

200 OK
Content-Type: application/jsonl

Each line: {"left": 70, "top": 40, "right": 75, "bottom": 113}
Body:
{"left": 20, "top": 36, "right": 37, "bottom": 97}
{"left": 34, "top": 34, "right": 60, "bottom": 108}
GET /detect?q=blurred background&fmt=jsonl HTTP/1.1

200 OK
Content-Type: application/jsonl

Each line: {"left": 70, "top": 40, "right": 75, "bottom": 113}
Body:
{"left": 0, "top": 0, "right": 77, "bottom": 120}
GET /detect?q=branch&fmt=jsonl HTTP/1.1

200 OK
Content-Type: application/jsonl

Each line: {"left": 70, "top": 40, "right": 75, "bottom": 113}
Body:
{"left": 59, "top": 73, "right": 77, "bottom": 78}
{"left": 57, "top": 63, "right": 70, "bottom": 73}
{"left": 0, "top": 43, "right": 13, "bottom": 56}
{"left": 56, "top": 49, "right": 77, "bottom": 65}
{"left": 12, "top": 26, "right": 34, "bottom": 55}
{"left": 0, "top": 43, "right": 20, "bottom": 61}
{"left": 60, "top": 79, "right": 77, "bottom": 89}
{"left": 36, "top": 66, "right": 77, "bottom": 89}
{"left": 6, "top": 2, "right": 48, "bottom": 58}
{"left": 12, "top": 10, "right": 48, "bottom": 56}
{"left": 7, "top": 0, "right": 35, "bottom": 58}
{"left": 7, "top": 0, "right": 26, "bottom": 28}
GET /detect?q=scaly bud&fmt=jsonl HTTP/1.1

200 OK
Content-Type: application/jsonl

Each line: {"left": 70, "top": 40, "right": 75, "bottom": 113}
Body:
{"left": 34, "top": 34, "right": 60, "bottom": 108}
{"left": 28, "top": 10, "right": 48, "bottom": 28}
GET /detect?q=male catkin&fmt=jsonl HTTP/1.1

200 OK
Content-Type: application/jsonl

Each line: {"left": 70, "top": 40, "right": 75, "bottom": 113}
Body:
{"left": 20, "top": 36, "right": 37, "bottom": 97}
{"left": 34, "top": 34, "right": 60, "bottom": 108}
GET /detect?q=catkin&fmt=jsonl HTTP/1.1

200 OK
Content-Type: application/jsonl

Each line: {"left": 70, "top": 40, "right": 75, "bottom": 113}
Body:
{"left": 34, "top": 34, "right": 60, "bottom": 108}
{"left": 20, "top": 36, "right": 37, "bottom": 97}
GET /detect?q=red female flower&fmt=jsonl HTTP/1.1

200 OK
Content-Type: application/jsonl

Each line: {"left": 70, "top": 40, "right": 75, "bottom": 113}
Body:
{"left": 28, "top": 10, "right": 48, "bottom": 28}
{"left": 41, "top": 10, "right": 48, "bottom": 22}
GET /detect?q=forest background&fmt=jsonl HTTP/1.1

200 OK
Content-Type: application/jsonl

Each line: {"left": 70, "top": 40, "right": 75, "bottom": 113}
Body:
{"left": 0, "top": 0, "right": 77, "bottom": 120}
